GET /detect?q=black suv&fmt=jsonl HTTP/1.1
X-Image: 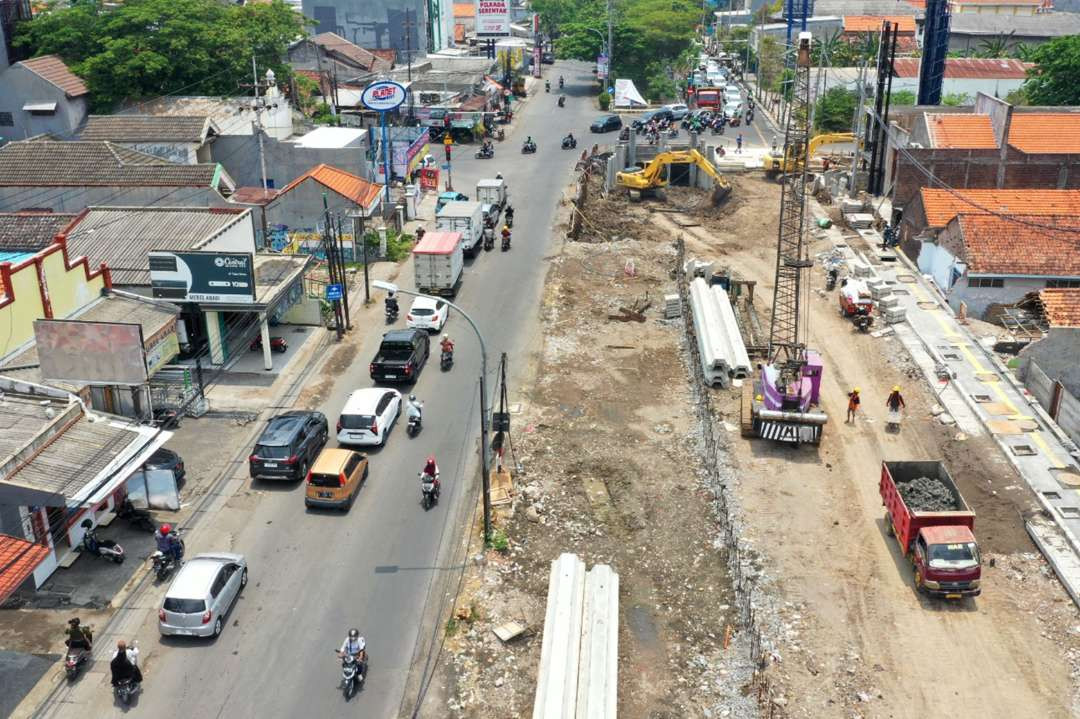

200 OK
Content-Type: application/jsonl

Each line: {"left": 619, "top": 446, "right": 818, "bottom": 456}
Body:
{"left": 249, "top": 411, "right": 329, "bottom": 481}
{"left": 590, "top": 114, "right": 622, "bottom": 133}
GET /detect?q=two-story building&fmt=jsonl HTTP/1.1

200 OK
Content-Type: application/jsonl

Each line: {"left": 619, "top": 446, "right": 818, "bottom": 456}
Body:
{"left": 0, "top": 55, "right": 89, "bottom": 144}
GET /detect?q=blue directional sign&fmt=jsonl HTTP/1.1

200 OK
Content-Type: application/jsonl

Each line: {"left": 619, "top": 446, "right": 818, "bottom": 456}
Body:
{"left": 326, "top": 283, "right": 344, "bottom": 301}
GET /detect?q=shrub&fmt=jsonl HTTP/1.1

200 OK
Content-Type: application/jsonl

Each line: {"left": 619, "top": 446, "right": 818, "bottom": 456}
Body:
{"left": 598, "top": 91, "right": 611, "bottom": 111}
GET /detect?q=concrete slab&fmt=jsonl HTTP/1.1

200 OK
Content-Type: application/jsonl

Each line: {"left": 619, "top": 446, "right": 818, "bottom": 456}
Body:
{"left": 982, "top": 402, "right": 1013, "bottom": 416}
{"left": 1027, "top": 517, "right": 1080, "bottom": 607}
{"left": 987, "top": 420, "right": 1023, "bottom": 435}
{"left": 0, "top": 651, "right": 60, "bottom": 718}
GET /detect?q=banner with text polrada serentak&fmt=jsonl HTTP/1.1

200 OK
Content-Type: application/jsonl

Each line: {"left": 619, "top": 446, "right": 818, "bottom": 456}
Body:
{"left": 476, "top": 0, "right": 510, "bottom": 37}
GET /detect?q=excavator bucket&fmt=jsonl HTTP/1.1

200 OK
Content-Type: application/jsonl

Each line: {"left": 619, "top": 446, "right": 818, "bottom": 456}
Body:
{"left": 710, "top": 183, "right": 731, "bottom": 205}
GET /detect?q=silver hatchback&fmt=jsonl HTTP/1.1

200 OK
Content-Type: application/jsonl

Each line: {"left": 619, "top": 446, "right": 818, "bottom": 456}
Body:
{"left": 158, "top": 553, "right": 248, "bottom": 638}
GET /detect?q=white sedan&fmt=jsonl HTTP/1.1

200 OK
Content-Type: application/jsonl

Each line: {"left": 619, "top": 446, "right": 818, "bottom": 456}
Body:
{"left": 336, "top": 388, "right": 402, "bottom": 446}
{"left": 663, "top": 103, "right": 689, "bottom": 120}
{"left": 406, "top": 296, "right": 449, "bottom": 332}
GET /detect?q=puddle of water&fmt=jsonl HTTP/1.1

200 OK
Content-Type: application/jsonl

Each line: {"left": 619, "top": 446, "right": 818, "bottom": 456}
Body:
{"left": 628, "top": 604, "right": 660, "bottom": 648}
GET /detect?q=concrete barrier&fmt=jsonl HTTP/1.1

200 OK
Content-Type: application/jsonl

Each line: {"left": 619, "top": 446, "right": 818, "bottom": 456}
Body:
{"left": 533, "top": 555, "right": 619, "bottom": 719}
{"left": 689, "top": 277, "right": 752, "bottom": 386}
{"left": 576, "top": 564, "right": 618, "bottom": 719}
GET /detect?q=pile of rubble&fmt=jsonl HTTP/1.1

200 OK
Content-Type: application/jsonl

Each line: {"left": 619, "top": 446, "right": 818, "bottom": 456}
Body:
{"left": 897, "top": 476, "right": 959, "bottom": 512}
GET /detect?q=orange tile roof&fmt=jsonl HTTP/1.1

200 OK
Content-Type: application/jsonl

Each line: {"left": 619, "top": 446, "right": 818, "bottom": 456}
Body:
{"left": 454, "top": 3, "right": 474, "bottom": 18}
{"left": 18, "top": 55, "right": 88, "bottom": 98}
{"left": 279, "top": 164, "right": 383, "bottom": 208}
{"left": 955, "top": 214, "right": 1080, "bottom": 276}
{"left": 0, "top": 534, "right": 50, "bottom": 602}
{"left": 926, "top": 114, "right": 998, "bottom": 149}
{"left": 1039, "top": 288, "right": 1080, "bottom": 328}
{"left": 921, "top": 189, "right": 1080, "bottom": 227}
{"left": 843, "top": 15, "right": 916, "bottom": 33}
{"left": 1007, "top": 114, "right": 1080, "bottom": 154}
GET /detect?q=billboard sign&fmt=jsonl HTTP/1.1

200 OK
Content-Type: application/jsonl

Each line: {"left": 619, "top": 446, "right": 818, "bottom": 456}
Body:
{"left": 35, "top": 320, "right": 148, "bottom": 385}
{"left": 149, "top": 251, "right": 256, "bottom": 304}
{"left": 597, "top": 54, "right": 609, "bottom": 80}
{"left": 361, "top": 81, "right": 407, "bottom": 112}
{"left": 476, "top": 0, "right": 510, "bottom": 36}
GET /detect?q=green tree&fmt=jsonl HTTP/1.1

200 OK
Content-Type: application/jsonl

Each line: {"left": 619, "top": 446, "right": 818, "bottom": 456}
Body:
{"left": 941, "top": 91, "right": 972, "bottom": 106}
{"left": 15, "top": 0, "right": 309, "bottom": 112}
{"left": 889, "top": 89, "right": 917, "bottom": 106}
{"left": 975, "top": 33, "right": 1014, "bottom": 58}
{"left": 814, "top": 86, "right": 856, "bottom": 132}
{"left": 1023, "top": 35, "right": 1080, "bottom": 106}
{"left": 1004, "top": 87, "right": 1028, "bottom": 106}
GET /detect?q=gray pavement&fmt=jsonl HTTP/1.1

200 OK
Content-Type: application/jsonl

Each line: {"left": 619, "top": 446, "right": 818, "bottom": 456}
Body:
{"left": 24, "top": 60, "right": 598, "bottom": 719}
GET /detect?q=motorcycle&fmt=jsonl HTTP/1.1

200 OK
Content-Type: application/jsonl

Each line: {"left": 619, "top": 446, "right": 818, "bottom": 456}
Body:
{"left": 114, "top": 678, "right": 137, "bottom": 706}
{"left": 557, "top": 95, "right": 565, "bottom": 108}
{"left": 117, "top": 497, "right": 156, "bottom": 533}
{"left": 339, "top": 651, "right": 367, "bottom": 699}
{"left": 558, "top": 76, "right": 564, "bottom": 89}
{"left": 80, "top": 521, "right": 124, "bottom": 564}
{"left": 440, "top": 349, "right": 453, "bottom": 371}
{"left": 825, "top": 266, "right": 840, "bottom": 291}
{"left": 483, "top": 229, "right": 495, "bottom": 251}
{"left": 561, "top": 136, "right": 577, "bottom": 150}
{"left": 151, "top": 406, "right": 180, "bottom": 429}
{"left": 853, "top": 311, "right": 873, "bottom": 333}
{"left": 150, "top": 532, "right": 185, "bottom": 582}
{"left": 504, "top": 212, "right": 514, "bottom": 229}
{"left": 521, "top": 141, "right": 537, "bottom": 154}
{"left": 406, "top": 408, "right": 423, "bottom": 437}
{"left": 545, "top": 81, "right": 550, "bottom": 93}
{"left": 420, "top": 472, "right": 440, "bottom": 510}
{"left": 667, "top": 127, "right": 679, "bottom": 138}
{"left": 501, "top": 232, "right": 511, "bottom": 251}
{"left": 64, "top": 643, "right": 90, "bottom": 681}
{"left": 250, "top": 335, "right": 287, "bottom": 353}
{"left": 385, "top": 300, "right": 399, "bottom": 324}
{"left": 475, "top": 146, "right": 494, "bottom": 160}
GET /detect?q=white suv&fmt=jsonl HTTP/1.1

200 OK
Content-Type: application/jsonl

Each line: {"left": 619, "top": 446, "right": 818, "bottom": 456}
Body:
{"left": 336, "top": 388, "right": 401, "bottom": 446}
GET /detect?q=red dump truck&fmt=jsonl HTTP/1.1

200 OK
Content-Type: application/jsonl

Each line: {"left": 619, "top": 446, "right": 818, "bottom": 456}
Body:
{"left": 880, "top": 461, "right": 981, "bottom": 599}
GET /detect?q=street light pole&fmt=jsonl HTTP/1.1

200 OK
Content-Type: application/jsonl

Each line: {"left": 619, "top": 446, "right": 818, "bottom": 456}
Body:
{"left": 372, "top": 281, "right": 492, "bottom": 542}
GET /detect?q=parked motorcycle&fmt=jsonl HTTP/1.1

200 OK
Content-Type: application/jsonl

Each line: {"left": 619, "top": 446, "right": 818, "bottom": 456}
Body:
{"left": 64, "top": 644, "right": 90, "bottom": 681}
{"left": 339, "top": 651, "right": 367, "bottom": 699}
{"left": 440, "top": 349, "right": 453, "bottom": 371}
{"left": 521, "top": 140, "right": 537, "bottom": 154}
{"left": 80, "top": 520, "right": 124, "bottom": 564}
{"left": 420, "top": 472, "right": 440, "bottom": 510}
{"left": 150, "top": 531, "right": 185, "bottom": 581}
{"left": 117, "top": 497, "right": 156, "bottom": 533}
{"left": 114, "top": 678, "right": 137, "bottom": 706}
{"left": 250, "top": 335, "right": 287, "bottom": 353}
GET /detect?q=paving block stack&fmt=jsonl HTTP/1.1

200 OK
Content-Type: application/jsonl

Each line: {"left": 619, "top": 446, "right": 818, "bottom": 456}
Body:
{"left": 663, "top": 294, "right": 681, "bottom": 319}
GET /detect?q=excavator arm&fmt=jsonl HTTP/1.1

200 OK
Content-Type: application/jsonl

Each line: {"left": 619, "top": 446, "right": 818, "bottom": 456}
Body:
{"left": 615, "top": 149, "right": 731, "bottom": 203}
{"left": 762, "top": 132, "right": 855, "bottom": 175}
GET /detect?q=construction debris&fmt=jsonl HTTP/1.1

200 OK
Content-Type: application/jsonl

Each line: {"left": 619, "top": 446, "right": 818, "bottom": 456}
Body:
{"left": 663, "top": 294, "right": 681, "bottom": 319}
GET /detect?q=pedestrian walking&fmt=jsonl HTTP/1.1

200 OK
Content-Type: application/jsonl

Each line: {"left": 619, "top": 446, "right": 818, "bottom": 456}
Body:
{"left": 735, "top": 133, "right": 742, "bottom": 153}
{"left": 846, "top": 387, "right": 861, "bottom": 424}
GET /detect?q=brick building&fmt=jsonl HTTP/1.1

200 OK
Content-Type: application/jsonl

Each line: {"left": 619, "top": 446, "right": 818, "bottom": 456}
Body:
{"left": 891, "top": 94, "right": 1080, "bottom": 214}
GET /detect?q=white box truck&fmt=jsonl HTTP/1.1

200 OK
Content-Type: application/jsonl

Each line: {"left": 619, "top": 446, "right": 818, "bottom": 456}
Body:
{"left": 435, "top": 201, "right": 484, "bottom": 257}
{"left": 413, "top": 231, "right": 464, "bottom": 296}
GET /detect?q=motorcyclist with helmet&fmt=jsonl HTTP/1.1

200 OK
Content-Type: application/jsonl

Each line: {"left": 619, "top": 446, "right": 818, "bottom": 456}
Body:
{"left": 154, "top": 523, "right": 182, "bottom": 565}
{"left": 421, "top": 455, "right": 441, "bottom": 498}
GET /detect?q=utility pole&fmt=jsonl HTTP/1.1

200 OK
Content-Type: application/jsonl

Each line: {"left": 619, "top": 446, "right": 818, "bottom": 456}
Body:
{"left": 350, "top": 210, "right": 371, "bottom": 304}
{"left": 322, "top": 194, "right": 344, "bottom": 340}
{"left": 606, "top": 0, "right": 614, "bottom": 80}
{"left": 404, "top": 10, "right": 415, "bottom": 122}
{"left": 248, "top": 55, "right": 270, "bottom": 195}
{"left": 849, "top": 60, "right": 867, "bottom": 196}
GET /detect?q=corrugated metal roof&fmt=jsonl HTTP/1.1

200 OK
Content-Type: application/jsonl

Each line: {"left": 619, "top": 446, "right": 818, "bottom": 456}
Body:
{"left": 72, "top": 294, "right": 178, "bottom": 336}
{"left": 0, "top": 213, "right": 76, "bottom": 251}
{"left": 80, "top": 115, "right": 215, "bottom": 143}
{"left": 0, "top": 141, "right": 221, "bottom": 187}
{"left": 17, "top": 55, "right": 89, "bottom": 98}
{"left": 63, "top": 207, "right": 251, "bottom": 286}
{"left": 892, "top": 57, "right": 1032, "bottom": 79}
{"left": 4, "top": 415, "right": 135, "bottom": 496}
{"left": 0, "top": 394, "right": 75, "bottom": 461}
{"left": 949, "top": 11, "right": 1080, "bottom": 37}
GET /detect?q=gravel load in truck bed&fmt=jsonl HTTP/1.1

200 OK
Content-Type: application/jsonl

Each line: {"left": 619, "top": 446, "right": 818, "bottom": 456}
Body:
{"left": 897, "top": 475, "right": 960, "bottom": 512}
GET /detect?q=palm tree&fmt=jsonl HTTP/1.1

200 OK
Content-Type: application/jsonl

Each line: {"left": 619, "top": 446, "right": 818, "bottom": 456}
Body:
{"left": 977, "top": 32, "right": 1015, "bottom": 58}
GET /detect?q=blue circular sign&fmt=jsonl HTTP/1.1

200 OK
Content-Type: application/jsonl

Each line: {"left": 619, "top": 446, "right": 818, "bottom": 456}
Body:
{"left": 361, "top": 81, "right": 407, "bottom": 112}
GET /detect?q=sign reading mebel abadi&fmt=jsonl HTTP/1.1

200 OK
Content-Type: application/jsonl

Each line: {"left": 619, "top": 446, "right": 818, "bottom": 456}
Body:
{"left": 476, "top": 0, "right": 510, "bottom": 36}
{"left": 149, "top": 250, "right": 256, "bottom": 304}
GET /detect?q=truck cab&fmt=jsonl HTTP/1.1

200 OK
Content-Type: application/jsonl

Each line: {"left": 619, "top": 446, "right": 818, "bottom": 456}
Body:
{"left": 912, "top": 525, "right": 981, "bottom": 598}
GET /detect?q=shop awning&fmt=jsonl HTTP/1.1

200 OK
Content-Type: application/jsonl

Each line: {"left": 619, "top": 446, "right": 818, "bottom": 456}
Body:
{"left": 0, "top": 534, "right": 51, "bottom": 603}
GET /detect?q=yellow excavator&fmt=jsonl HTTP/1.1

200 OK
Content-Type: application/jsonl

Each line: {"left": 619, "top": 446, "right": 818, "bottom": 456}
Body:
{"left": 760, "top": 132, "right": 855, "bottom": 177}
{"left": 615, "top": 149, "right": 732, "bottom": 204}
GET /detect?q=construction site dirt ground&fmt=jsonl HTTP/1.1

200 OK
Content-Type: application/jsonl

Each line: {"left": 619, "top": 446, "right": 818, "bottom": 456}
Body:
{"left": 431, "top": 171, "right": 1080, "bottom": 719}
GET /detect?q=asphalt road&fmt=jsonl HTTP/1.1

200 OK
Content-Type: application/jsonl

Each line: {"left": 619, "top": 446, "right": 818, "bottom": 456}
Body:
{"left": 33, "top": 61, "right": 598, "bottom": 719}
